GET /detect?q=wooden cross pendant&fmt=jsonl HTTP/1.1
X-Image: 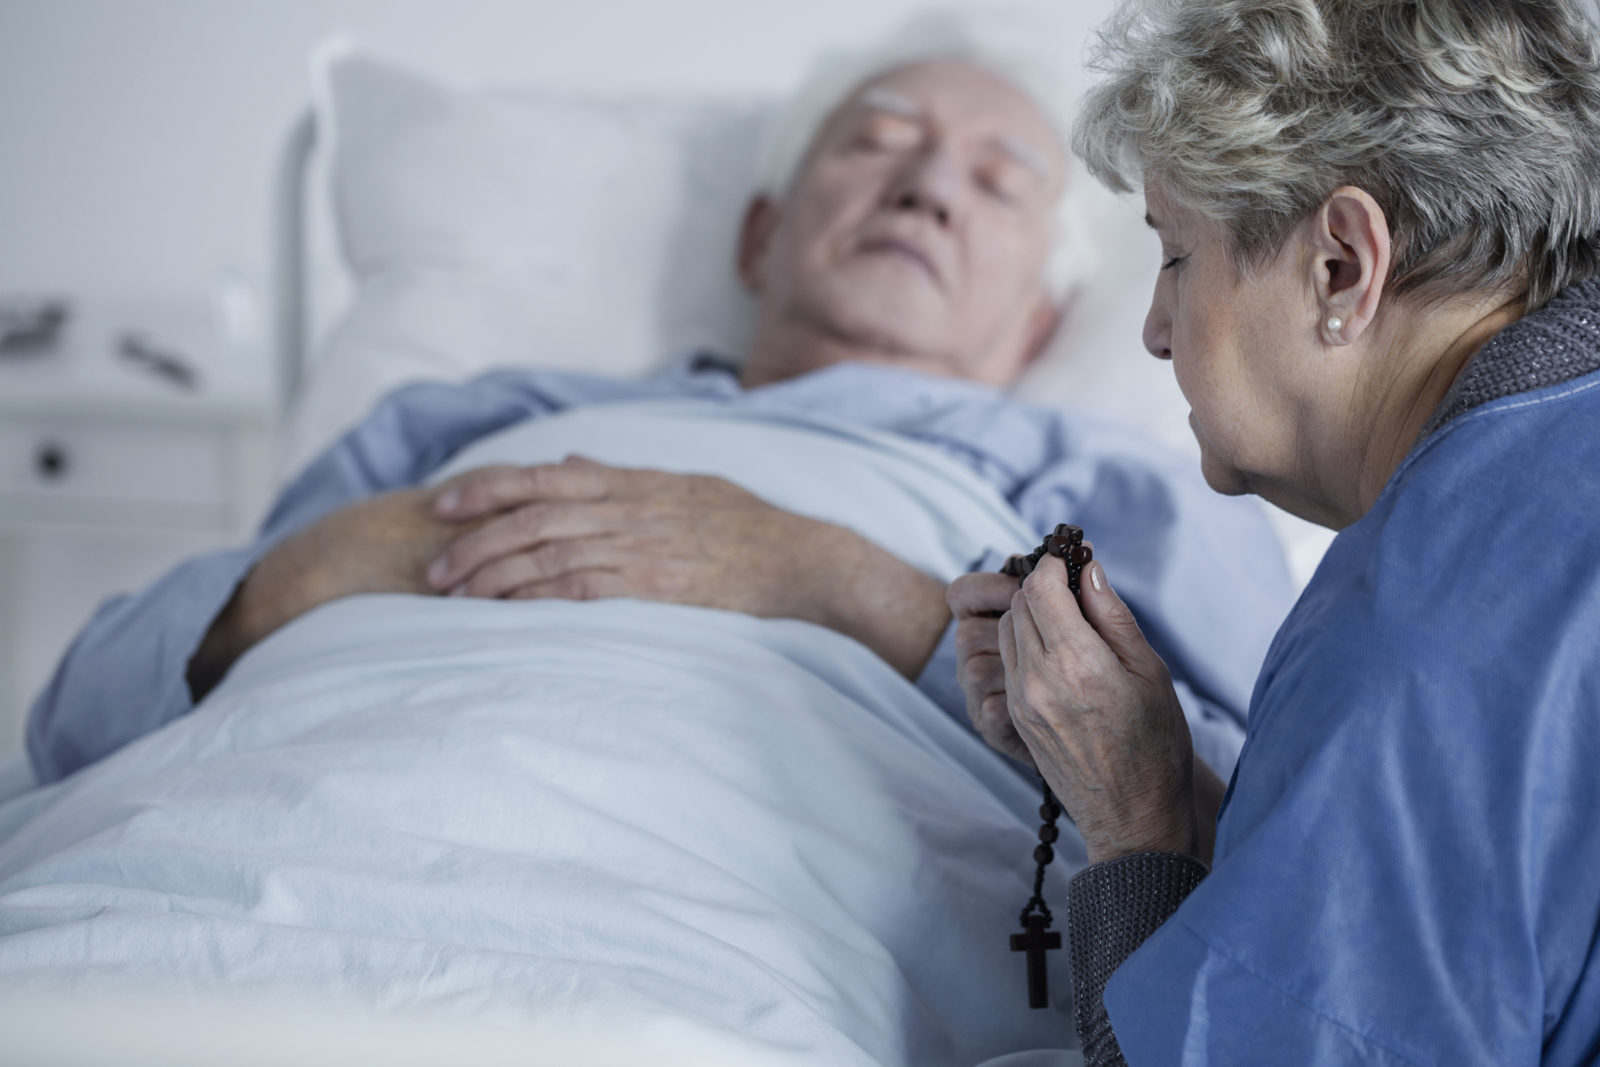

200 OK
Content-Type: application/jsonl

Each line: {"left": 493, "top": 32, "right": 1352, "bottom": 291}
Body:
{"left": 1010, "top": 914, "right": 1061, "bottom": 1009}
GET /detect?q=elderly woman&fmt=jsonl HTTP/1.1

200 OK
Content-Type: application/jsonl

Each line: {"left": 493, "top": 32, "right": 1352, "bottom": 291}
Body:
{"left": 950, "top": 0, "right": 1600, "bottom": 1062}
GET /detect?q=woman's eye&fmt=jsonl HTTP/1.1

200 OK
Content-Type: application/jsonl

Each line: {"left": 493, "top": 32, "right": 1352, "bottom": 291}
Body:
{"left": 1161, "top": 255, "right": 1188, "bottom": 271}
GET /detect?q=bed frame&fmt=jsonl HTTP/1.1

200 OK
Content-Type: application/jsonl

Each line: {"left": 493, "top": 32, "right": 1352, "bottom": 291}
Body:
{"left": 272, "top": 109, "right": 318, "bottom": 411}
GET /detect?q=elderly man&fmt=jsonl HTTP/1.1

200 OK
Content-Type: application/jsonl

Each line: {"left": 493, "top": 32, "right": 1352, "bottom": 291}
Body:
{"left": 8, "top": 17, "right": 1291, "bottom": 1064}
{"left": 30, "top": 53, "right": 1287, "bottom": 789}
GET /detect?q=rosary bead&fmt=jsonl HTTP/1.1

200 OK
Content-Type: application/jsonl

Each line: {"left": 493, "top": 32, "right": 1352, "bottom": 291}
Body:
{"left": 1037, "top": 824, "right": 1059, "bottom": 844}
{"left": 1039, "top": 801, "right": 1061, "bottom": 821}
{"left": 1069, "top": 543, "right": 1092, "bottom": 567}
{"left": 1033, "top": 844, "right": 1055, "bottom": 866}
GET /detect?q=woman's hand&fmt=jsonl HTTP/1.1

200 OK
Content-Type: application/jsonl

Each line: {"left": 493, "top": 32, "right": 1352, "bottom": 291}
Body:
{"left": 948, "top": 570, "right": 1034, "bottom": 765}
{"left": 1000, "top": 556, "right": 1201, "bottom": 865}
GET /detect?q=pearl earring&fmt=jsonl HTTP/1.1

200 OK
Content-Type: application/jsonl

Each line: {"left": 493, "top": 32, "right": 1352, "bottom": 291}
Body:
{"left": 1326, "top": 315, "right": 1345, "bottom": 335}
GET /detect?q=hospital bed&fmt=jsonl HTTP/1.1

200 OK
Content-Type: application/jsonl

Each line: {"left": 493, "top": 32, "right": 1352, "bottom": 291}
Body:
{"left": 0, "top": 34, "right": 1331, "bottom": 1066}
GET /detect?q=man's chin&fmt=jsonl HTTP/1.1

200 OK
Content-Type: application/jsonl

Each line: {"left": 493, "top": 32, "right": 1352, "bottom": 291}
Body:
{"left": 800, "top": 291, "right": 952, "bottom": 356}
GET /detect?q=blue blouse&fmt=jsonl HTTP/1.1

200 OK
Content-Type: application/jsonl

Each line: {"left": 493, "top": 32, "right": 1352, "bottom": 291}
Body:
{"left": 1106, "top": 363, "right": 1600, "bottom": 1064}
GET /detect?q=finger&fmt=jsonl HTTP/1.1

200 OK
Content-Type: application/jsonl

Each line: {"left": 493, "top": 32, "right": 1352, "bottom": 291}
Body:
{"left": 998, "top": 608, "right": 1019, "bottom": 675}
{"left": 963, "top": 653, "right": 1008, "bottom": 708}
{"left": 434, "top": 463, "right": 614, "bottom": 520}
{"left": 979, "top": 693, "right": 1036, "bottom": 767}
{"left": 505, "top": 569, "right": 630, "bottom": 602}
{"left": 976, "top": 689, "right": 1017, "bottom": 745}
{"left": 958, "top": 646, "right": 1013, "bottom": 750}
{"left": 1007, "top": 586, "right": 1049, "bottom": 667}
{"left": 954, "top": 612, "right": 1005, "bottom": 660}
{"left": 428, "top": 501, "right": 628, "bottom": 589}
{"left": 452, "top": 536, "right": 624, "bottom": 599}
{"left": 1019, "top": 555, "right": 1096, "bottom": 651}
{"left": 947, "top": 572, "right": 1021, "bottom": 620}
{"left": 1078, "top": 560, "right": 1163, "bottom": 675}
{"left": 957, "top": 633, "right": 1007, "bottom": 691}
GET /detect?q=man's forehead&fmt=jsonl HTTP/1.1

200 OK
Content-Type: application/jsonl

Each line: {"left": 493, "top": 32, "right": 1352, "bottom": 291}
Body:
{"left": 858, "top": 86, "right": 921, "bottom": 118}
{"left": 839, "top": 63, "right": 1062, "bottom": 175}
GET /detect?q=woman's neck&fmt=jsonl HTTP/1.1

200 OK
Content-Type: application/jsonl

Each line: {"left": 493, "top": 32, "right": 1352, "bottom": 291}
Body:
{"left": 1352, "top": 293, "right": 1526, "bottom": 516}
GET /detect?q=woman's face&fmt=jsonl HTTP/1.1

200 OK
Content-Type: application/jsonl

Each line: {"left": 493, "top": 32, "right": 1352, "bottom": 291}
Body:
{"left": 1140, "top": 182, "right": 1344, "bottom": 524}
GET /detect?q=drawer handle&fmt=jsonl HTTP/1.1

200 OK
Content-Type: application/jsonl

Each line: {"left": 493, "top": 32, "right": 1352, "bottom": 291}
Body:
{"left": 35, "top": 441, "right": 71, "bottom": 481}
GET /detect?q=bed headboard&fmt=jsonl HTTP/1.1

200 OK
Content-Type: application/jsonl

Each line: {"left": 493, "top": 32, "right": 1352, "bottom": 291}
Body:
{"left": 272, "top": 107, "right": 318, "bottom": 411}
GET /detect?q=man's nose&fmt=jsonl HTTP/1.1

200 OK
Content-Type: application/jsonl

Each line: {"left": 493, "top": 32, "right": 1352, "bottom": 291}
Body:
{"left": 887, "top": 150, "right": 961, "bottom": 227}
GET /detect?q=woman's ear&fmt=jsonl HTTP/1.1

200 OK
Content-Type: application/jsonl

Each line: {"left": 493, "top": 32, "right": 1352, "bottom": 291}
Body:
{"left": 736, "top": 196, "right": 780, "bottom": 294}
{"left": 1310, "top": 186, "right": 1392, "bottom": 346}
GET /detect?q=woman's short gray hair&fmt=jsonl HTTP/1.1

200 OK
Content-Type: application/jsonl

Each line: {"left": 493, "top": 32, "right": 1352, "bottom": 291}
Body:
{"left": 1073, "top": 0, "right": 1600, "bottom": 309}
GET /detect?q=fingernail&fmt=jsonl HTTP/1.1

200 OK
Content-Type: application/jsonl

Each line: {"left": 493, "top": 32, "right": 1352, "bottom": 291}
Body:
{"left": 448, "top": 583, "right": 467, "bottom": 597}
{"left": 427, "top": 556, "right": 451, "bottom": 587}
{"left": 436, "top": 489, "right": 461, "bottom": 515}
{"left": 1089, "top": 561, "right": 1106, "bottom": 592}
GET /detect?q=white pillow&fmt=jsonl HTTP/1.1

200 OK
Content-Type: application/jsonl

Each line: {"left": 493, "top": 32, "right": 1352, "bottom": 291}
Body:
{"left": 288, "top": 44, "right": 767, "bottom": 470}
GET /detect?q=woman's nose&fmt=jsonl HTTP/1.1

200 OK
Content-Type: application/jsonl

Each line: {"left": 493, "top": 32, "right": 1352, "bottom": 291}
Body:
{"left": 1143, "top": 300, "right": 1173, "bottom": 361}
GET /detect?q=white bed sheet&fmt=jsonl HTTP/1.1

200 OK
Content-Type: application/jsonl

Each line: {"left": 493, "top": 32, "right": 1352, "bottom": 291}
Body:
{"left": 0, "top": 594, "right": 1077, "bottom": 1066}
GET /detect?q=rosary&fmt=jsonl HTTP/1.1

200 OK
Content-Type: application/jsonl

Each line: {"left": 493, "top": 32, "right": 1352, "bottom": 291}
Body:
{"left": 1000, "top": 523, "right": 1092, "bottom": 1010}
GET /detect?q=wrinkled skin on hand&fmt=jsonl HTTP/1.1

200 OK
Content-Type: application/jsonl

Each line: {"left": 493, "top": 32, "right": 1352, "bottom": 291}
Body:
{"left": 425, "top": 456, "right": 837, "bottom": 620}
{"left": 259, "top": 487, "right": 472, "bottom": 607}
{"left": 996, "top": 556, "right": 1202, "bottom": 865}
{"left": 425, "top": 455, "right": 953, "bottom": 679}
{"left": 188, "top": 487, "right": 492, "bottom": 700}
{"left": 948, "top": 569, "right": 1034, "bottom": 766}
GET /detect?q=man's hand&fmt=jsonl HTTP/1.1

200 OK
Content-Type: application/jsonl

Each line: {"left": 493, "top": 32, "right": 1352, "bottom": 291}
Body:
{"left": 999, "top": 556, "right": 1202, "bottom": 866}
{"left": 187, "top": 488, "right": 485, "bottom": 701}
{"left": 426, "top": 456, "right": 952, "bottom": 678}
{"left": 948, "top": 570, "right": 1034, "bottom": 765}
{"left": 427, "top": 457, "right": 836, "bottom": 617}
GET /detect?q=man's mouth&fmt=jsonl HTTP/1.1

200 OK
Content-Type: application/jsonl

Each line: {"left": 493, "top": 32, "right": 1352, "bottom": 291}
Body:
{"left": 856, "top": 237, "right": 943, "bottom": 287}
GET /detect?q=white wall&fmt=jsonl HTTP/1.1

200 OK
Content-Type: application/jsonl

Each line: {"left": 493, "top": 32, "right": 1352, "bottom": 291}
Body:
{"left": 0, "top": 0, "right": 1074, "bottom": 315}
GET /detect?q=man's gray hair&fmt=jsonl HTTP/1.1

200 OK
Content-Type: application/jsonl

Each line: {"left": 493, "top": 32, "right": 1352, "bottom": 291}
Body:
{"left": 754, "top": 6, "right": 1094, "bottom": 301}
{"left": 1073, "top": 0, "right": 1600, "bottom": 309}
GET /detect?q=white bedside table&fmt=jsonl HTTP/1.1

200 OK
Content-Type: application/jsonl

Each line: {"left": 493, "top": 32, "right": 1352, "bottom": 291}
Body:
{"left": 0, "top": 300, "right": 277, "bottom": 761}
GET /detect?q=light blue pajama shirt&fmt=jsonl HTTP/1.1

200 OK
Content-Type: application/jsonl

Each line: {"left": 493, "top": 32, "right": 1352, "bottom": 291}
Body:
{"left": 26, "top": 356, "right": 1295, "bottom": 787}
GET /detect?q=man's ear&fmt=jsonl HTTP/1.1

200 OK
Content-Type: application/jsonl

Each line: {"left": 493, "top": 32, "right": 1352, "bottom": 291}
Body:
{"left": 736, "top": 195, "right": 781, "bottom": 294}
{"left": 1020, "top": 292, "right": 1064, "bottom": 367}
{"left": 1310, "top": 186, "right": 1391, "bottom": 346}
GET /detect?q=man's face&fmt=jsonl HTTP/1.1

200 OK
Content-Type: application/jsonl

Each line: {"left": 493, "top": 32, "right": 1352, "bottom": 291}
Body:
{"left": 741, "top": 60, "right": 1065, "bottom": 386}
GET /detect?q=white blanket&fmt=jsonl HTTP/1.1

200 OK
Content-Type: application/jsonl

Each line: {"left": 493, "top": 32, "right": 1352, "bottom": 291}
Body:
{"left": 0, "top": 407, "right": 1082, "bottom": 1065}
{"left": 0, "top": 598, "right": 1077, "bottom": 1065}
